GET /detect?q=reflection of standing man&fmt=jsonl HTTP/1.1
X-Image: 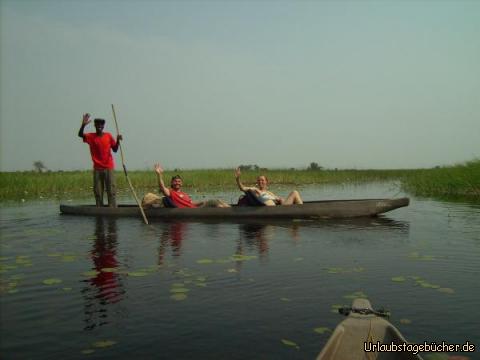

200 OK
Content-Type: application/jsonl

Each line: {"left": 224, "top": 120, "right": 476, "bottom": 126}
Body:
{"left": 78, "top": 113, "right": 122, "bottom": 207}
{"left": 83, "top": 217, "right": 124, "bottom": 331}
{"left": 90, "top": 218, "right": 122, "bottom": 303}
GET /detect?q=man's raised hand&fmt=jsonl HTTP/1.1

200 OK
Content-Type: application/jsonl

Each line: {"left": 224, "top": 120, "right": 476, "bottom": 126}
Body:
{"left": 154, "top": 163, "right": 164, "bottom": 176}
{"left": 82, "top": 113, "right": 91, "bottom": 126}
{"left": 234, "top": 167, "right": 241, "bottom": 179}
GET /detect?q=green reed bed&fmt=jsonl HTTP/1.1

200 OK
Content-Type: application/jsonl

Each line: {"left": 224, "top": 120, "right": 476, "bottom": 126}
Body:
{"left": 0, "top": 171, "right": 92, "bottom": 200}
{"left": 1, "top": 160, "right": 478, "bottom": 201}
{"left": 0, "top": 169, "right": 401, "bottom": 201}
{"left": 401, "top": 159, "right": 480, "bottom": 199}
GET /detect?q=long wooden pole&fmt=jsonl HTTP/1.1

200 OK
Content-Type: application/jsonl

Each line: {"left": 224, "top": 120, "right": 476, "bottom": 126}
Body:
{"left": 111, "top": 104, "right": 149, "bottom": 225}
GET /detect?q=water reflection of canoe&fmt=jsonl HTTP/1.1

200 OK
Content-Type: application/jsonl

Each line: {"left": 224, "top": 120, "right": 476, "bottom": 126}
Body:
{"left": 60, "top": 198, "right": 409, "bottom": 219}
{"left": 318, "top": 298, "right": 422, "bottom": 360}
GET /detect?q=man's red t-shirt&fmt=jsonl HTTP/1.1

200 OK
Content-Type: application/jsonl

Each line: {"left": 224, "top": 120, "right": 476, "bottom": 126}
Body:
{"left": 169, "top": 189, "right": 196, "bottom": 208}
{"left": 84, "top": 132, "right": 117, "bottom": 169}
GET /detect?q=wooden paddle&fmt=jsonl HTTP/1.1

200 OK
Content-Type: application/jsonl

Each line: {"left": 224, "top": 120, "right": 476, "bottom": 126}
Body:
{"left": 111, "top": 104, "right": 149, "bottom": 224}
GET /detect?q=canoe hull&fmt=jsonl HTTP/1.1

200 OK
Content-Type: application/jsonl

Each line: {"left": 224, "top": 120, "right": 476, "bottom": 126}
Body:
{"left": 317, "top": 298, "right": 422, "bottom": 360}
{"left": 60, "top": 198, "right": 409, "bottom": 220}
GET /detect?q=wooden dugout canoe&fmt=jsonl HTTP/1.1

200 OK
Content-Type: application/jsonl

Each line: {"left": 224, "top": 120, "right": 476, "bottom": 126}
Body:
{"left": 317, "top": 298, "right": 423, "bottom": 360}
{"left": 60, "top": 197, "right": 409, "bottom": 220}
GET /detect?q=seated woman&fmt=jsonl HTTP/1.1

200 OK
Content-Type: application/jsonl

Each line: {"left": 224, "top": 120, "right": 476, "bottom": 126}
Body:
{"left": 234, "top": 167, "right": 303, "bottom": 206}
{"left": 152, "top": 163, "right": 230, "bottom": 208}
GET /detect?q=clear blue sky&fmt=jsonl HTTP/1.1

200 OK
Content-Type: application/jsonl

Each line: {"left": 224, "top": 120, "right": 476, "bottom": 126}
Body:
{"left": 1, "top": 0, "right": 479, "bottom": 171}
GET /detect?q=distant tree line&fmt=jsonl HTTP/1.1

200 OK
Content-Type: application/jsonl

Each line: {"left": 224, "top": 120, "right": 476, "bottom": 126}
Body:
{"left": 238, "top": 164, "right": 268, "bottom": 171}
{"left": 307, "top": 162, "right": 323, "bottom": 171}
{"left": 33, "top": 161, "right": 48, "bottom": 173}
{"left": 28, "top": 161, "right": 326, "bottom": 173}
{"left": 238, "top": 163, "right": 325, "bottom": 171}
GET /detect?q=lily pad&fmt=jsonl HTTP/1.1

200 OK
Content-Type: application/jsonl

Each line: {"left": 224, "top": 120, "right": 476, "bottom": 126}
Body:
{"left": 313, "top": 327, "right": 331, "bottom": 334}
{"left": 100, "top": 267, "right": 118, "bottom": 273}
{"left": 61, "top": 255, "right": 76, "bottom": 262}
{"left": 82, "top": 270, "right": 99, "bottom": 277}
{"left": 92, "top": 340, "right": 116, "bottom": 348}
{"left": 399, "top": 318, "right": 412, "bottom": 324}
{"left": 416, "top": 281, "right": 440, "bottom": 289}
{"left": 172, "top": 283, "right": 185, "bottom": 288}
{"left": 43, "top": 278, "right": 62, "bottom": 285}
{"left": 170, "top": 293, "right": 187, "bottom": 301}
{"left": 281, "top": 339, "right": 299, "bottom": 349}
{"left": 16, "top": 258, "right": 31, "bottom": 265}
{"left": 81, "top": 349, "right": 95, "bottom": 354}
{"left": 0, "top": 264, "right": 18, "bottom": 272}
{"left": 408, "top": 252, "right": 436, "bottom": 261}
{"left": 170, "top": 287, "right": 189, "bottom": 293}
{"left": 227, "top": 268, "right": 238, "bottom": 273}
{"left": 127, "top": 271, "right": 148, "bottom": 277}
{"left": 196, "top": 259, "right": 213, "bottom": 264}
{"left": 145, "top": 265, "right": 160, "bottom": 272}
{"left": 173, "top": 269, "right": 192, "bottom": 277}
{"left": 63, "top": 287, "right": 72, "bottom": 291}
{"left": 231, "top": 254, "right": 257, "bottom": 261}
{"left": 353, "top": 267, "right": 365, "bottom": 272}
{"left": 195, "top": 282, "right": 207, "bottom": 287}
{"left": 9, "top": 274, "right": 25, "bottom": 280}
{"left": 215, "top": 258, "right": 232, "bottom": 264}
{"left": 47, "top": 253, "right": 62, "bottom": 257}
{"left": 437, "top": 287, "right": 455, "bottom": 294}
{"left": 280, "top": 297, "right": 291, "bottom": 302}
{"left": 344, "top": 291, "right": 367, "bottom": 299}
{"left": 391, "top": 276, "right": 406, "bottom": 282}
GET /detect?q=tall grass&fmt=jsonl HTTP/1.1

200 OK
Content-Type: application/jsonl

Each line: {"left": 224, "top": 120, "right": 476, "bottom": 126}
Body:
{"left": 1, "top": 160, "right": 479, "bottom": 201}
{"left": 0, "top": 169, "right": 402, "bottom": 201}
{"left": 400, "top": 159, "right": 480, "bottom": 199}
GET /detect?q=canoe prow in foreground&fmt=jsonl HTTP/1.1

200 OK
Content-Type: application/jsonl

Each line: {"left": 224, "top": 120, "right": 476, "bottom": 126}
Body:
{"left": 317, "top": 298, "right": 422, "bottom": 360}
{"left": 60, "top": 197, "right": 409, "bottom": 220}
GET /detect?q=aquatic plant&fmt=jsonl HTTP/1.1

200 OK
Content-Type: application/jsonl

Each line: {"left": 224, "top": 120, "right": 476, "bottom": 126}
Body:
{"left": 1, "top": 159, "right": 478, "bottom": 201}
{"left": 400, "top": 159, "right": 480, "bottom": 199}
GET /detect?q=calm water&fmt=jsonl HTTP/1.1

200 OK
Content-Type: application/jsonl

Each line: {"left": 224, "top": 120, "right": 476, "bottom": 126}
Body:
{"left": 1, "top": 184, "right": 479, "bottom": 360}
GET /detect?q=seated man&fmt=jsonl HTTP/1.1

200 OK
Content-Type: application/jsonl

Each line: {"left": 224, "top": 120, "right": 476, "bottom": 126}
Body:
{"left": 234, "top": 167, "right": 303, "bottom": 206}
{"left": 153, "top": 164, "right": 230, "bottom": 208}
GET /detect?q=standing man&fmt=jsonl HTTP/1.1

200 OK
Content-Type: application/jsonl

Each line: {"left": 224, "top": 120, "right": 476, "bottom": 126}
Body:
{"left": 78, "top": 113, "right": 122, "bottom": 207}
